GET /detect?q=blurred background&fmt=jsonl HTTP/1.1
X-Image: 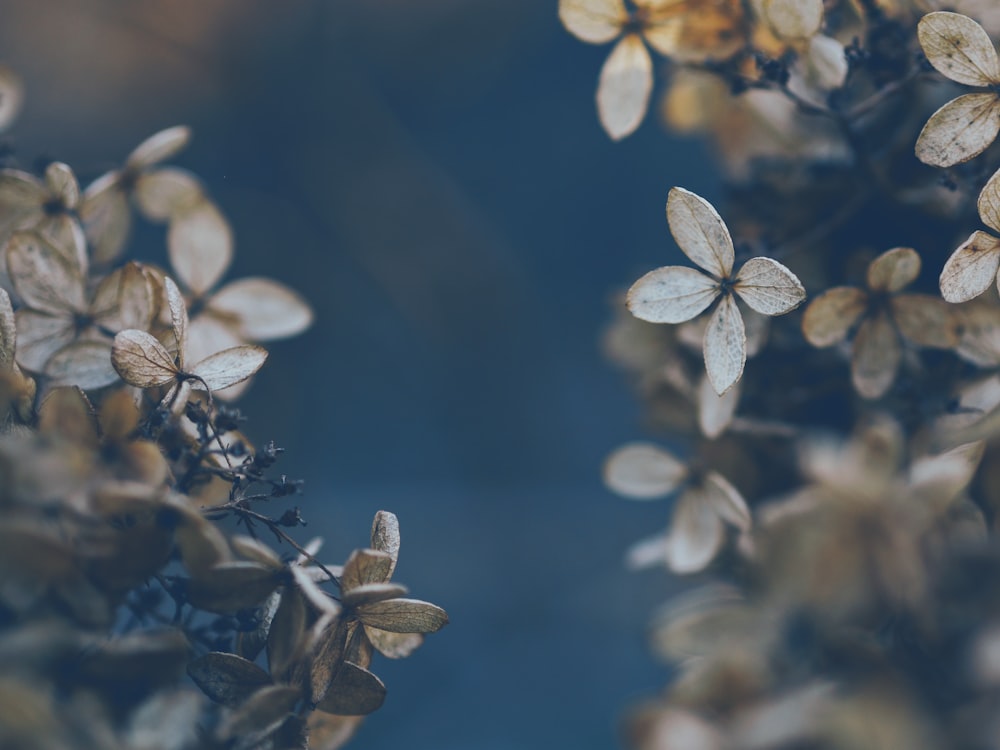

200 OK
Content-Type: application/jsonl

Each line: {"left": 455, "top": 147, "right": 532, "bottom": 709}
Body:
{"left": 0, "top": 1, "right": 718, "bottom": 746}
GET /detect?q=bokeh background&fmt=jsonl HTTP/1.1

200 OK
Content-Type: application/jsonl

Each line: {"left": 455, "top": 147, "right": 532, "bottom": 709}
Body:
{"left": 0, "top": 1, "right": 718, "bottom": 746}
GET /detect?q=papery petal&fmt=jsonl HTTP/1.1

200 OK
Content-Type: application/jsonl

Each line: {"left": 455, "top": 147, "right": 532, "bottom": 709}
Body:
{"left": 978, "top": 165, "right": 1000, "bottom": 233}
{"left": 126, "top": 126, "right": 192, "bottom": 169}
{"left": 44, "top": 162, "right": 79, "bottom": 210}
{"left": 185, "top": 314, "right": 243, "bottom": 371}
{"left": 190, "top": 345, "right": 267, "bottom": 392}
{"left": 0, "top": 170, "right": 44, "bottom": 240}
{"left": 13, "top": 310, "right": 75, "bottom": 373}
{"left": 604, "top": 442, "right": 688, "bottom": 499}
{"left": 364, "top": 627, "right": 423, "bottom": 659}
{"left": 597, "top": 35, "right": 653, "bottom": 141}
{"left": 356, "top": 598, "right": 448, "bottom": 634}
{"left": 45, "top": 340, "right": 119, "bottom": 390}
{"left": 626, "top": 266, "right": 719, "bottom": 323}
{"left": 697, "top": 373, "right": 739, "bottom": 439}
{"left": 35, "top": 214, "right": 87, "bottom": 272}
{"left": 866, "top": 246, "right": 920, "bottom": 293}
{"left": 666, "top": 488, "right": 724, "bottom": 574}
{"left": 764, "top": 0, "right": 823, "bottom": 40}
{"left": 558, "top": 0, "right": 626, "bottom": 43}
{"left": 134, "top": 167, "right": 204, "bottom": 221}
{"left": 851, "top": 311, "right": 900, "bottom": 399}
{"left": 891, "top": 294, "right": 960, "bottom": 348}
{"left": 703, "top": 293, "right": 745, "bottom": 395}
{"left": 0, "top": 288, "right": 14, "bottom": 367}
{"left": 0, "top": 66, "right": 23, "bottom": 132}
{"left": 111, "top": 329, "right": 178, "bottom": 388}
{"left": 702, "top": 471, "right": 751, "bottom": 532}
{"left": 918, "top": 11, "right": 1000, "bottom": 87}
{"left": 341, "top": 549, "right": 394, "bottom": 591}
{"left": 80, "top": 172, "right": 131, "bottom": 265}
{"left": 315, "top": 662, "right": 386, "bottom": 716}
{"left": 915, "top": 93, "right": 1000, "bottom": 168}
{"left": 168, "top": 199, "right": 233, "bottom": 296}
{"left": 163, "top": 277, "right": 189, "bottom": 357}
{"left": 208, "top": 278, "right": 314, "bottom": 340}
{"left": 734, "top": 256, "right": 806, "bottom": 315}
{"left": 940, "top": 230, "right": 1000, "bottom": 303}
{"left": 371, "top": 511, "right": 400, "bottom": 578}
{"left": 6, "top": 231, "right": 85, "bottom": 315}
{"left": 666, "top": 187, "right": 734, "bottom": 277}
{"left": 801, "top": 287, "right": 868, "bottom": 346}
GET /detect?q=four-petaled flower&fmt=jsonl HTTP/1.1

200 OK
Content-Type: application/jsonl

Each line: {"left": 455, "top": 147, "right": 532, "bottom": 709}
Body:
{"left": 627, "top": 187, "right": 806, "bottom": 395}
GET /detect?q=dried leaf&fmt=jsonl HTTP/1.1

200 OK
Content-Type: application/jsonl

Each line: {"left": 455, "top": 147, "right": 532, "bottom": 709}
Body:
{"left": 666, "top": 187, "right": 734, "bottom": 278}
{"left": 733, "top": 256, "right": 806, "bottom": 315}
{"left": 851, "top": 311, "right": 900, "bottom": 399}
{"left": 231, "top": 535, "right": 284, "bottom": 569}
{"left": 604, "top": 442, "right": 688, "bottom": 498}
{"left": 918, "top": 11, "right": 1000, "bottom": 87}
{"left": 168, "top": 200, "right": 233, "bottom": 296}
{"left": 111, "top": 330, "right": 178, "bottom": 388}
{"left": 801, "top": 286, "right": 867, "bottom": 346}
{"left": 558, "top": 0, "right": 626, "bottom": 43}
{"left": 306, "top": 711, "right": 364, "bottom": 750}
{"left": 704, "top": 293, "right": 745, "bottom": 395}
{"left": 626, "top": 266, "right": 720, "bottom": 323}
{"left": 939, "top": 230, "right": 1000, "bottom": 302}
{"left": 866, "top": 246, "right": 921, "bottom": 293}
{"left": 190, "top": 345, "right": 267, "bottom": 392}
{"left": 187, "top": 652, "right": 272, "bottom": 707}
{"left": 915, "top": 93, "right": 1000, "bottom": 167}
{"left": 208, "top": 278, "right": 314, "bottom": 340}
{"left": 597, "top": 34, "right": 653, "bottom": 140}
{"left": 315, "top": 662, "right": 386, "bottom": 716}
{"left": 356, "top": 599, "right": 449, "bottom": 634}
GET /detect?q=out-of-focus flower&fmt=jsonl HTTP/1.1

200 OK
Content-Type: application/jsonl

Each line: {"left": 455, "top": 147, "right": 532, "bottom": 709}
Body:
{"left": 0, "top": 162, "right": 86, "bottom": 269}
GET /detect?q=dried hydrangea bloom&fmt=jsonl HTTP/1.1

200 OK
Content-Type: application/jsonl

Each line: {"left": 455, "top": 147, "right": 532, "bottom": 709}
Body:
{"left": 559, "top": 0, "right": 744, "bottom": 140}
{"left": 803, "top": 247, "right": 959, "bottom": 399}
{"left": 0, "top": 64, "right": 22, "bottom": 133}
{"left": 111, "top": 277, "right": 267, "bottom": 410}
{"left": 627, "top": 188, "right": 806, "bottom": 394}
{"left": 604, "top": 442, "right": 751, "bottom": 573}
{"left": 914, "top": 12, "right": 1000, "bottom": 167}
{"left": 940, "top": 167, "right": 1000, "bottom": 302}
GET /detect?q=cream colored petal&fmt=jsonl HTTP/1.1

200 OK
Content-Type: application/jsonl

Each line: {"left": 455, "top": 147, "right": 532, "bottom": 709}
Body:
{"left": 163, "top": 277, "right": 189, "bottom": 359}
{"left": 641, "top": 16, "right": 683, "bottom": 57}
{"left": 558, "top": 0, "right": 626, "bottom": 43}
{"left": 891, "top": 294, "right": 960, "bottom": 349}
{"left": 764, "top": 0, "right": 823, "bottom": 40}
{"left": 918, "top": 11, "right": 1000, "bottom": 87}
{"left": 909, "top": 442, "right": 984, "bottom": 512}
{"left": 734, "top": 256, "right": 806, "bottom": 315}
{"left": 0, "top": 288, "right": 13, "bottom": 367}
{"left": 805, "top": 34, "right": 848, "bottom": 90}
{"left": 625, "top": 533, "right": 669, "bottom": 569}
{"left": 111, "top": 329, "right": 178, "bottom": 388}
{"left": 6, "top": 231, "right": 85, "bottom": 315}
{"left": 35, "top": 214, "right": 87, "bottom": 273}
{"left": 597, "top": 35, "right": 653, "bottom": 141}
{"left": 939, "top": 230, "right": 1000, "bottom": 303}
{"left": 866, "top": 246, "right": 921, "bottom": 293}
{"left": 703, "top": 293, "right": 745, "bottom": 396}
{"left": 851, "top": 312, "right": 900, "bottom": 399}
{"left": 168, "top": 199, "right": 233, "bottom": 296}
{"left": 14, "top": 311, "right": 74, "bottom": 373}
{"left": 978, "top": 165, "right": 1000, "bottom": 233}
{"left": 666, "top": 187, "right": 734, "bottom": 277}
{"left": 915, "top": 93, "right": 1000, "bottom": 168}
{"left": 134, "top": 168, "right": 204, "bottom": 221}
{"left": 370, "top": 511, "right": 400, "bottom": 578}
{"left": 697, "top": 372, "right": 739, "bottom": 439}
{"left": 208, "top": 278, "right": 313, "bottom": 340}
{"left": 365, "top": 627, "right": 423, "bottom": 659}
{"left": 45, "top": 340, "right": 119, "bottom": 390}
{"left": 604, "top": 442, "right": 688, "bottom": 499}
{"left": 126, "top": 125, "right": 192, "bottom": 169}
{"left": 190, "top": 345, "right": 267, "bottom": 392}
{"left": 0, "top": 65, "right": 23, "bottom": 132}
{"left": 186, "top": 314, "right": 243, "bottom": 370}
{"left": 666, "top": 488, "right": 724, "bottom": 574}
{"left": 93, "top": 262, "right": 155, "bottom": 333}
{"left": 0, "top": 169, "right": 44, "bottom": 239}
{"left": 80, "top": 172, "right": 131, "bottom": 265}
{"left": 702, "top": 471, "right": 751, "bottom": 532}
{"left": 955, "top": 299, "right": 1000, "bottom": 366}
{"left": 43, "top": 162, "right": 79, "bottom": 210}
{"left": 626, "top": 265, "right": 719, "bottom": 323}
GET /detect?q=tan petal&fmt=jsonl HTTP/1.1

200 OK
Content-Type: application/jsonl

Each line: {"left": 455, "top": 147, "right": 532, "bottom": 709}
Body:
{"left": 316, "top": 661, "right": 387, "bottom": 716}
{"left": 43, "top": 162, "right": 79, "bottom": 210}
{"left": 626, "top": 266, "right": 720, "bottom": 323}
{"left": 168, "top": 199, "right": 233, "bottom": 296}
{"left": 185, "top": 314, "right": 243, "bottom": 370}
{"left": 0, "top": 288, "right": 15, "bottom": 367}
{"left": 134, "top": 167, "right": 204, "bottom": 221}
{"left": 289, "top": 564, "right": 340, "bottom": 616}
{"left": 370, "top": 510, "right": 400, "bottom": 577}
{"left": 37, "top": 386, "right": 98, "bottom": 445}
{"left": 187, "top": 652, "right": 271, "bottom": 708}
{"left": 13, "top": 310, "right": 75, "bottom": 373}
{"left": 603, "top": 442, "right": 688, "bottom": 498}
{"left": 111, "top": 329, "right": 178, "bottom": 388}
{"left": 955, "top": 299, "right": 1000, "bottom": 366}
{"left": 915, "top": 93, "right": 1000, "bottom": 167}
{"left": 364, "top": 627, "right": 423, "bottom": 659}
{"left": 666, "top": 488, "right": 724, "bottom": 574}
{"left": 909, "top": 442, "right": 984, "bottom": 511}
{"left": 764, "top": 0, "right": 823, "bottom": 40}
{"left": 666, "top": 187, "right": 734, "bottom": 277}
{"left": 744, "top": 308, "right": 769, "bottom": 356}
{"left": 702, "top": 471, "right": 751, "bottom": 532}
{"left": 80, "top": 173, "right": 130, "bottom": 265}
{"left": 978, "top": 165, "right": 1000, "bottom": 233}
{"left": 697, "top": 372, "right": 739, "bottom": 439}
{"left": 891, "top": 294, "right": 960, "bottom": 349}
{"left": 45, "top": 340, "right": 119, "bottom": 390}
{"left": 0, "top": 65, "right": 23, "bottom": 131}
{"left": 918, "top": 11, "right": 1000, "bottom": 87}
{"left": 217, "top": 684, "right": 300, "bottom": 740}
{"left": 208, "top": 278, "right": 314, "bottom": 340}
{"left": 341, "top": 549, "right": 393, "bottom": 591}
{"left": 190, "top": 345, "right": 267, "bottom": 392}
{"left": 356, "top": 598, "right": 448, "bottom": 634}
{"left": 163, "top": 277, "right": 189, "bottom": 356}
{"left": 343, "top": 583, "right": 409, "bottom": 608}
{"left": 306, "top": 711, "right": 363, "bottom": 750}
{"left": 639, "top": 14, "right": 683, "bottom": 57}
{"left": 186, "top": 562, "right": 282, "bottom": 614}
{"left": 597, "top": 34, "right": 653, "bottom": 141}
{"left": 851, "top": 312, "right": 900, "bottom": 399}
{"left": 558, "top": 0, "right": 626, "bottom": 43}
{"left": 0, "top": 170, "right": 44, "bottom": 238}
{"left": 734, "top": 256, "right": 806, "bottom": 315}
{"left": 35, "top": 214, "right": 87, "bottom": 272}
{"left": 703, "top": 293, "right": 745, "bottom": 395}
{"left": 805, "top": 34, "right": 848, "bottom": 90}
{"left": 126, "top": 126, "right": 192, "bottom": 169}
{"left": 6, "top": 231, "right": 85, "bottom": 315}
{"left": 939, "top": 230, "right": 1000, "bottom": 303}
{"left": 801, "top": 287, "right": 868, "bottom": 347}
{"left": 866, "top": 246, "right": 921, "bottom": 293}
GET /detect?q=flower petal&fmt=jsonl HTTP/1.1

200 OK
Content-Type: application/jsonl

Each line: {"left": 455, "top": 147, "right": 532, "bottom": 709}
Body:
{"left": 0, "top": 288, "right": 14, "bottom": 367}
{"left": 186, "top": 314, "right": 243, "bottom": 371}
{"left": 371, "top": 511, "right": 400, "bottom": 579}
{"left": 978, "top": 165, "right": 1000, "bottom": 233}
{"left": 163, "top": 277, "right": 189, "bottom": 357}
{"left": 866, "top": 246, "right": 921, "bottom": 293}
{"left": 126, "top": 126, "right": 192, "bottom": 169}
{"left": 604, "top": 442, "right": 688, "bottom": 499}
{"left": 891, "top": 294, "right": 960, "bottom": 349}
{"left": 356, "top": 598, "right": 449, "bottom": 634}
{"left": 597, "top": 34, "right": 653, "bottom": 140}
{"left": 915, "top": 93, "right": 1000, "bottom": 168}
{"left": 703, "top": 293, "right": 745, "bottom": 395}
{"left": 80, "top": 172, "right": 131, "bottom": 265}
{"left": 190, "top": 345, "right": 267, "bottom": 392}
{"left": 666, "top": 488, "right": 724, "bottom": 574}
{"left": 666, "top": 187, "right": 734, "bottom": 277}
{"left": 763, "top": 0, "right": 823, "bottom": 41}
{"left": 940, "top": 230, "right": 1000, "bottom": 303}
{"left": 734, "top": 256, "right": 806, "bottom": 315}
{"left": 0, "top": 65, "right": 23, "bottom": 132}
{"left": 315, "top": 661, "right": 386, "bottom": 716}
{"left": 341, "top": 549, "right": 394, "bottom": 591}
{"left": 134, "top": 167, "right": 204, "bottom": 221}
{"left": 6, "top": 231, "right": 85, "bottom": 315}
{"left": 558, "top": 0, "right": 626, "bottom": 43}
{"left": 801, "top": 286, "right": 867, "bottom": 347}
{"left": 697, "top": 372, "right": 739, "bottom": 439}
{"left": 111, "top": 329, "right": 178, "bottom": 388}
{"left": 208, "top": 278, "right": 314, "bottom": 340}
{"left": 45, "top": 340, "right": 119, "bottom": 390}
{"left": 918, "top": 11, "right": 1000, "bottom": 87}
{"left": 168, "top": 199, "right": 233, "bottom": 296}
{"left": 851, "top": 311, "right": 900, "bottom": 399}
{"left": 13, "top": 311, "right": 75, "bottom": 373}
{"left": 365, "top": 628, "right": 423, "bottom": 660}
{"left": 626, "top": 266, "right": 719, "bottom": 323}
{"left": 702, "top": 471, "right": 751, "bottom": 532}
